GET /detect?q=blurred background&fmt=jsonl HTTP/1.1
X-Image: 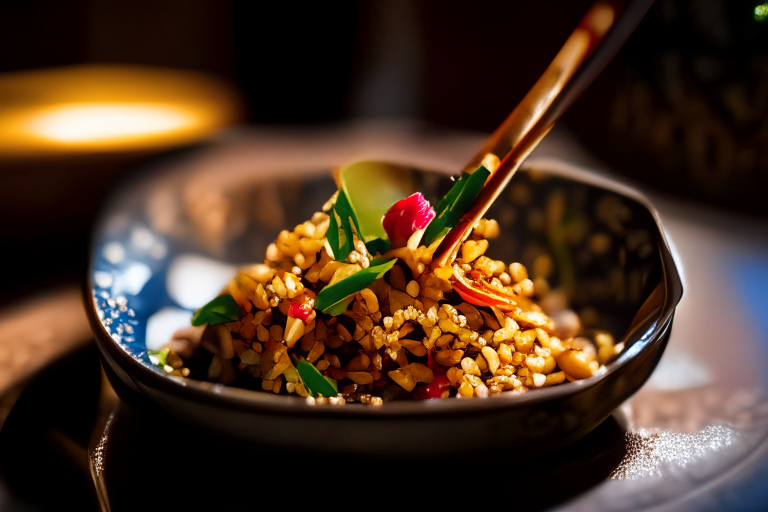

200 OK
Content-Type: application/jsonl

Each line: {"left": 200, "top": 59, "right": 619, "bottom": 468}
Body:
{"left": 2, "top": 0, "right": 767, "bottom": 308}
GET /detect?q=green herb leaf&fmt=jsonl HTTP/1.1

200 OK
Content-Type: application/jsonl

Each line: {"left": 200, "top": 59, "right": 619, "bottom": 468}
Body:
{"left": 435, "top": 172, "right": 471, "bottom": 214}
{"left": 296, "top": 359, "right": 338, "bottom": 397}
{"left": 327, "top": 190, "right": 361, "bottom": 262}
{"left": 422, "top": 166, "right": 490, "bottom": 246}
{"left": 340, "top": 161, "right": 415, "bottom": 246}
{"left": 324, "top": 296, "right": 355, "bottom": 316}
{"left": 191, "top": 294, "right": 242, "bottom": 326}
{"left": 327, "top": 201, "right": 342, "bottom": 257}
{"left": 365, "top": 237, "right": 391, "bottom": 256}
{"left": 148, "top": 348, "right": 170, "bottom": 368}
{"left": 315, "top": 258, "right": 398, "bottom": 315}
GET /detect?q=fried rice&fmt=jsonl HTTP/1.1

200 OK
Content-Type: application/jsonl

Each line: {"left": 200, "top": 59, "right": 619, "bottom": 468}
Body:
{"left": 158, "top": 170, "right": 618, "bottom": 405}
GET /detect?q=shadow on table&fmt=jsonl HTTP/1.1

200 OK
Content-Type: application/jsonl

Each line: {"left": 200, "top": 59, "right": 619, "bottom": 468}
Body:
{"left": 0, "top": 343, "right": 101, "bottom": 511}
{"left": 0, "top": 344, "right": 628, "bottom": 512}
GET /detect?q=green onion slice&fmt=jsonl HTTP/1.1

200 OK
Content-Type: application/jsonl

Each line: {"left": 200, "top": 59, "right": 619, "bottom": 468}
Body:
{"left": 296, "top": 359, "right": 338, "bottom": 397}
{"left": 191, "top": 294, "right": 242, "bottom": 326}
{"left": 314, "top": 257, "right": 398, "bottom": 315}
{"left": 327, "top": 189, "right": 360, "bottom": 262}
{"left": 422, "top": 165, "right": 490, "bottom": 246}
{"left": 365, "top": 237, "right": 391, "bottom": 256}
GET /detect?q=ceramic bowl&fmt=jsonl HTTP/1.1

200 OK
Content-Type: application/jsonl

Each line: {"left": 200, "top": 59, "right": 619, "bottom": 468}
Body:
{"left": 84, "top": 155, "right": 682, "bottom": 456}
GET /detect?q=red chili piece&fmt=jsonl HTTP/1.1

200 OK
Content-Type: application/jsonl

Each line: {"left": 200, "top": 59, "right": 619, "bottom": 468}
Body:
{"left": 415, "top": 375, "right": 451, "bottom": 399}
{"left": 452, "top": 266, "right": 518, "bottom": 312}
{"left": 382, "top": 193, "right": 436, "bottom": 248}
{"left": 288, "top": 302, "right": 314, "bottom": 324}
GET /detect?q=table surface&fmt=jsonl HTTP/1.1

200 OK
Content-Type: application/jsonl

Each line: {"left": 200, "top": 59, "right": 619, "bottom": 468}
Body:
{"left": 1, "top": 123, "right": 767, "bottom": 511}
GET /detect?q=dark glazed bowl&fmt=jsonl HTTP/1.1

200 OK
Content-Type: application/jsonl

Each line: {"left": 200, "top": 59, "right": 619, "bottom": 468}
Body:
{"left": 85, "top": 155, "right": 682, "bottom": 456}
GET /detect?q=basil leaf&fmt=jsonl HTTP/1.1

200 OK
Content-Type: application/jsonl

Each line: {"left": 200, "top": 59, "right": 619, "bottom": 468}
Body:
{"left": 423, "top": 166, "right": 490, "bottom": 246}
{"left": 148, "top": 348, "right": 170, "bottom": 367}
{"left": 327, "top": 190, "right": 360, "bottom": 262}
{"left": 315, "top": 258, "right": 398, "bottom": 315}
{"left": 297, "top": 359, "right": 338, "bottom": 397}
{"left": 191, "top": 294, "right": 242, "bottom": 326}
{"left": 340, "top": 162, "right": 414, "bottom": 245}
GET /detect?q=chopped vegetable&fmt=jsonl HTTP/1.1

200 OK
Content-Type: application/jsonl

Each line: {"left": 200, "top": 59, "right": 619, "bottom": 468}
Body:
{"left": 382, "top": 192, "right": 436, "bottom": 248}
{"left": 327, "top": 190, "right": 361, "bottom": 262}
{"left": 414, "top": 375, "right": 451, "bottom": 399}
{"left": 451, "top": 266, "right": 518, "bottom": 311}
{"left": 148, "top": 347, "right": 170, "bottom": 368}
{"left": 288, "top": 301, "right": 314, "bottom": 324}
{"left": 324, "top": 297, "right": 355, "bottom": 317}
{"left": 422, "top": 166, "right": 491, "bottom": 246}
{"left": 191, "top": 294, "right": 242, "bottom": 326}
{"left": 315, "top": 258, "right": 398, "bottom": 315}
{"left": 296, "top": 359, "right": 338, "bottom": 397}
{"left": 365, "top": 237, "right": 391, "bottom": 256}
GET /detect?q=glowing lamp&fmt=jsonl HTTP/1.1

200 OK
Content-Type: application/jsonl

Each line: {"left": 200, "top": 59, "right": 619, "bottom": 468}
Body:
{"left": 0, "top": 65, "right": 241, "bottom": 156}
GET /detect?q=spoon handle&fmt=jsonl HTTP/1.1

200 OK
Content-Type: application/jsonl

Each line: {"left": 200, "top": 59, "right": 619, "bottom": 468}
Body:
{"left": 432, "top": 0, "right": 654, "bottom": 268}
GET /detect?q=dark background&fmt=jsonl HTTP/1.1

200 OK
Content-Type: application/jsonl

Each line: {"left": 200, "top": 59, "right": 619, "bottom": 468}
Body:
{"left": 1, "top": 0, "right": 767, "bottom": 304}
{"left": 0, "top": 1, "right": 601, "bottom": 126}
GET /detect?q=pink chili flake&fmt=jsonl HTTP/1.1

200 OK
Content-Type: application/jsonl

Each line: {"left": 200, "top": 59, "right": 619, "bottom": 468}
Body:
{"left": 288, "top": 302, "right": 313, "bottom": 324}
{"left": 382, "top": 193, "right": 436, "bottom": 248}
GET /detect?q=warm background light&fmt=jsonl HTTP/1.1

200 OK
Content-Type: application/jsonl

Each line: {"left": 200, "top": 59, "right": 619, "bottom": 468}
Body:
{"left": 0, "top": 65, "right": 241, "bottom": 156}
{"left": 27, "top": 103, "right": 195, "bottom": 143}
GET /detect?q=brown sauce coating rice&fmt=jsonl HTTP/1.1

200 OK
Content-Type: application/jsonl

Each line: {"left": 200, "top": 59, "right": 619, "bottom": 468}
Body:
{"left": 164, "top": 209, "right": 618, "bottom": 404}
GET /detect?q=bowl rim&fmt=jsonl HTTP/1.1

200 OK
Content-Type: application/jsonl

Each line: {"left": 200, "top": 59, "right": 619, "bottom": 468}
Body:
{"left": 85, "top": 157, "right": 683, "bottom": 418}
